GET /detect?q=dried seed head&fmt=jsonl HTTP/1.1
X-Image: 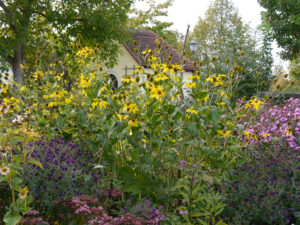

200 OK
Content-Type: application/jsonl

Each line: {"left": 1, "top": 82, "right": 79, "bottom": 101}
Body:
{"left": 240, "top": 51, "right": 245, "bottom": 56}
{"left": 133, "top": 40, "right": 137, "bottom": 46}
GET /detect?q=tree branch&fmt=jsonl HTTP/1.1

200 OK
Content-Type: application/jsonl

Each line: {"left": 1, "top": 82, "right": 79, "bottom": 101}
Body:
{"left": 0, "top": 0, "right": 10, "bottom": 14}
{"left": 0, "top": 0, "right": 17, "bottom": 31}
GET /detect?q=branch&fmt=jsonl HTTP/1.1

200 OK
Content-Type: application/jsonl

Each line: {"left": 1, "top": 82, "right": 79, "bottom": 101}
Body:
{"left": 0, "top": 0, "right": 10, "bottom": 14}
{"left": 0, "top": 0, "right": 17, "bottom": 31}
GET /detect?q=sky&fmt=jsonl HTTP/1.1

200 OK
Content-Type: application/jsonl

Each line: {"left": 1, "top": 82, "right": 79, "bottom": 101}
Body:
{"left": 135, "top": 0, "right": 288, "bottom": 70}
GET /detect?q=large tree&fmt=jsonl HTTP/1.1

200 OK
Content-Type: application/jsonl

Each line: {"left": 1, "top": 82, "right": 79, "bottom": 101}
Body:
{"left": 190, "top": 0, "right": 272, "bottom": 98}
{"left": 128, "top": 0, "right": 183, "bottom": 50}
{"left": 258, "top": 0, "right": 300, "bottom": 60}
{"left": 0, "top": 0, "right": 134, "bottom": 83}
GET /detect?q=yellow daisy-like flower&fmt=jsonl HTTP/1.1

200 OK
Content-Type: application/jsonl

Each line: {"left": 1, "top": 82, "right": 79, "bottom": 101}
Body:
{"left": 262, "top": 133, "right": 271, "bottom": 137}
{"left": 206, "top": 75, "right": 223, "bottom": 86}
{"left": 243, "top": 131, "right": 258, "bottom": 140}
{"left": 117, "top": 114, "right": 129, "bottom": 122}
{"left": 155, "top": 74, "right": 169, "bottom": 81}
{"left": 216, "top": 130, "right": 231, "bottom": 138}
{"left": 150, "top": 86, "right": 166, "bottom": 100}
{"left": 92, "top": 99, "right": 109, "bottom": 110}
{"left": 188, "top": 75, "right": 200, "bottom": 81}
{"left": 218, "top": 74, "right": 227, "bottom": 79}
{"left": 79, "top": 74, "right": 93, "bottom": 89}
{"left": 33, "top": 71, "right": 43, "bottom": 81}
{"left": 186, "top": 106, "right": 198, "bottom": 115}
{"left": 19, "top": 187, "right": 29, "bottom": 199}
{"left": 245, "top": 99, "right": 264, "bottom": 111}
{"left": 48, "top": 101, "right": 58, "bottom": 108}
{"left": 185, "top": 82, "right": 196, "bottom": 88}
{"left": 284, "top": 128, "right": 293, "bottom": 136}
{"left": 123, "top": 102, "right": 139, "bottom": 114}
{"left": 128, "top": 119, "right": 141, "bottom": 127}
{"left": 186, "top": 106, "right": 198, "bottom": 119}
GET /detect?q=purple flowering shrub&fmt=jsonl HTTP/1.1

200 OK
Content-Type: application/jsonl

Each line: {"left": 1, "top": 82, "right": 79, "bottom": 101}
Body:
{"left": 23, "top": 137, "right": 102, "bottom": 214}
{"left": 52, "top": 195, "right": 165, "bottom": 225}
{"left": 242, "top": 98, "right": 299, "bottom": 149}
{"left": 221, "top": 98, "right": 300, "bottom": 224}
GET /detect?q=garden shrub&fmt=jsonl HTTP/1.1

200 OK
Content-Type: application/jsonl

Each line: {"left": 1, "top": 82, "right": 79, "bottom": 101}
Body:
{"left": 222, "top": 98, "right": 300, "bottom": 224}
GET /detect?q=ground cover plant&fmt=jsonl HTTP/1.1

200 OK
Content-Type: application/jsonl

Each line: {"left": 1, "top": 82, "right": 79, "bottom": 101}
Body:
{"left": 0, "top": 35, "right": 299, "bottom": 225}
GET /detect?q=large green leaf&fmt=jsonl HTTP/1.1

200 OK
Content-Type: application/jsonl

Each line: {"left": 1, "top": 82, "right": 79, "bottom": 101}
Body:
{"left": 3, "top": 212, "right": 22, "bottom": 225}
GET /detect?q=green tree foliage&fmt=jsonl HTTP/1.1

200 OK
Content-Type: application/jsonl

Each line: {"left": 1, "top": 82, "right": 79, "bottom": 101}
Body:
{"left": 258, "top": 0, "right": 300, "bottom": 60}
{"left": 0, "top": 0, "right": 134, "bottom": 83}
{"left": 128, "top": 0, "right": 183, "bottom": 50}
{"left": 190, "top": 0, "right": 270, "bottom": 99}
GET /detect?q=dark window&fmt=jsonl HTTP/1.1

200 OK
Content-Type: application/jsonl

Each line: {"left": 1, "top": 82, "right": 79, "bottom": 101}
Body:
{"left": 109, "top": 74, "right": 118, "bottom": 90}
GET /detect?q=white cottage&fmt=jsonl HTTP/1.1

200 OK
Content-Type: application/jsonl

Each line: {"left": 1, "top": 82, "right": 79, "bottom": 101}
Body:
{"left": 106, "top": 29, "right": 195, "bottom": 88}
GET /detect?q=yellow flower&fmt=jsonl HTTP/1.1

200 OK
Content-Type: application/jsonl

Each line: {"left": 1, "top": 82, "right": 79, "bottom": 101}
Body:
{"left": 284, "top": 128, "right": 292, "bottom": 136}
{"left": 19, "top": 187, "right": 29, "bottom": 199}
{"left": 76, "top": 47, "right": 94, "bottom": 58}
{"left": 99, "top": 85, "right": 107, "bottom": 94}
{"left": 206, "top": 75, "right": 223, "bottom": 86}
{"left": 218, "top": 74, "right": 227, "bottom": 79}
{"left": 150, "top": 85, "right": 166, "bottom": 100}
{"left": 155, "top": 74, "right": 169, "bottom": 81}
{"left": 92, "top": 99, "right": 109, "bottom": 110}
{"left": 186, "top": 106, "right": 198, "bottom": 115}
{"left": 262, "top": 133, "right": 271, "bottom": 137}
{"left": 65, "top": 98, "right": 72, "bottom": 104}
{"left": 55, "top": 72, "right": 64, "bottom": 81}
{"left": 123, "top": 77, "right": 132, "bottom": 83}
{"left": 117, "top": 114, "right": 129, "bottom": 122}
{"left": 123, "top": 102, "right": 139, "bottom": 114}
{"left": 243, "top": 131, "right": 257, "bottom": 140}
{"left": 79, "top": 74, "right": 93, "bottom": 88}
{"left": 128, "top": 119, "right": 141, "bottom": 127}
{"left": 188, "top": 75, "right": 200, "bottom": 81}
{"left": 48, "top": 102, "right": 58, "bottom": 108}
{"left": 49, "top": 90, "right": 67, "bottom": 99}
{"left": 217, "top": 130, "right": 231, "bottom": 138}
{"left": 33, "top": 71, "right": 43, "bottom": 81}
{"left": 245, "top": 99, "right": 264, "bottom": 111}
{"left": 185, "top": 82, "right": 196, "bottom": 88}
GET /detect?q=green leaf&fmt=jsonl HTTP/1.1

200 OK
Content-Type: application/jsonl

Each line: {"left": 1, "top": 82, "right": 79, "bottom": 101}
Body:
{"left": 210, "top": 108, "right": 220, "bottom": 124}
{"left": 3, "top": 212, "right": 22, "bottom": 225}
{"left": 192, "top": 91, "right": 208, "bottom": 100}
{"left": 29, "top": 159, "right": 43, "bottom": 169}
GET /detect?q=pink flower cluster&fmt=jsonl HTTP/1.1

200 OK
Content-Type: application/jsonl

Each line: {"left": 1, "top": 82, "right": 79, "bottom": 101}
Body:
{"left": 89, "top": 212, "right": 163, "bottom": 225}
{"left": 242, "top": 98, "right": 299, "bottom": 149}
{"left": 20, "top": 210, "right": 49, "bottom": 225}
{"left": 54, "top": 195, "right": 164, "bottom": 225}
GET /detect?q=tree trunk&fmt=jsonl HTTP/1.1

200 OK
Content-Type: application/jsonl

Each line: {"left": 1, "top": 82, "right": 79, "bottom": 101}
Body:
{"left": 10, "top": 43, "right": 25, "bottom": 84}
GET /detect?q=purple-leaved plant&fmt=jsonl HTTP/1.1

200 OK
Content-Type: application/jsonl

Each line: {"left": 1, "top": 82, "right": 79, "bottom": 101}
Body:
{"left": 23, "top": 137, "right": 102, "bottom": 215}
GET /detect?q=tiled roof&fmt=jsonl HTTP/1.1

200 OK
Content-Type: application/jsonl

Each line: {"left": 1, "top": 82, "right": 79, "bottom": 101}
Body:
{"left": 124, "top": 29, "right": 195, "bottom": 72}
